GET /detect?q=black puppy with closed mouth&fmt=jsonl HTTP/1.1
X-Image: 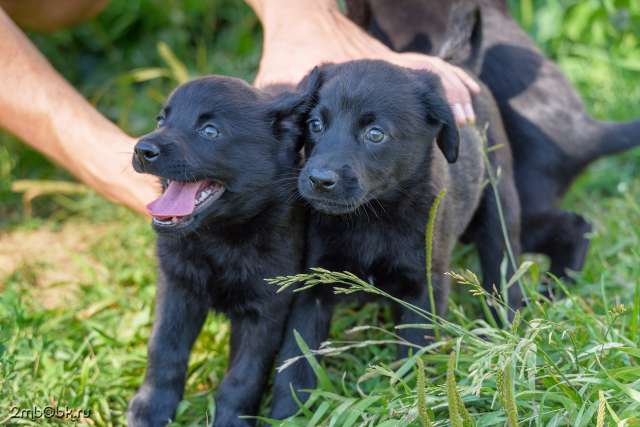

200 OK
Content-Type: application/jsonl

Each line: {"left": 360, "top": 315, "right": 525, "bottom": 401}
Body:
{"left": 128, "top": 75, "right": 314, "bottom": 427}
{"left": 270, "top": 59, "right": 522, "bottom": 418}
{"left": 346, "top": 0, "right": 640, "bottom": 280}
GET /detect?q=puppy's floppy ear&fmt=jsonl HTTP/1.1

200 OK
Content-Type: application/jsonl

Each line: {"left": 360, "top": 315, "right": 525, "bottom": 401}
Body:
{"left": 433, "top": 102, "right": 460, "bottom": 164}
{"left": 415, "top": 71, "right": 460, "bottom": 163}
{"left": 266, "top": 66, "right": 324, "bottom": 149}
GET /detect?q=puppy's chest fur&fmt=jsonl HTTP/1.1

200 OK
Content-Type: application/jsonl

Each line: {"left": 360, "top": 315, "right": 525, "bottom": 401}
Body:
{"left": 156, "top": 206, "right": 303, "bottom": 315}
{"left": 312, "top": 212, "right": 428, "bottom": 289}
{"left": 308, "top": 176, "right": 439, "bottom": 298}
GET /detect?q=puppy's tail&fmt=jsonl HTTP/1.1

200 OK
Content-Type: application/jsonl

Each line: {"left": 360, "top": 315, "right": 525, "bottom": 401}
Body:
{"left": 582, "top": 118, "right": 640, "bottom": 163}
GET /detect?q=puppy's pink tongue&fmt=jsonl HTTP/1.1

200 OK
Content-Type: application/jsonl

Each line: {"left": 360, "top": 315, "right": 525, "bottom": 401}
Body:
{"left": 147, "top": 181, "right": 203, "bottom": 217}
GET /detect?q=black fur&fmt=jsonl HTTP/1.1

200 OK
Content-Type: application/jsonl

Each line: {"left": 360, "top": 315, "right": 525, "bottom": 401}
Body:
{"left": 127, "top": 75, "right": 316, "bottom": 427}
{"left": 345, "top": 0, "right": 640, "bottom": 279}
{"left": 270, "top": 60, "right": 522, "bottom": 419}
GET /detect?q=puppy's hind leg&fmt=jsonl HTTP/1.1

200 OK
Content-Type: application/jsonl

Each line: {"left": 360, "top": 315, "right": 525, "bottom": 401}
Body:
{"left": 393, "top": 271, "right": 450, "bottom": 359}
{"left": 471, "top": 179, "right": 524, "bottom": 318}
{"left": 269, "top": 291, "right": 335, "bottom": 420}
{"left": 128, "top": 274, "right": 209, "bottom": 427}
{"left": 522, "top": 210, "right": 592, "bottom": 281}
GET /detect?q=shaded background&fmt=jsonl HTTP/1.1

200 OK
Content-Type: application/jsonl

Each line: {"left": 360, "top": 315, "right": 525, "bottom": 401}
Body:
{"left": 1, "top": 1, "right": 639, "bottom": 425}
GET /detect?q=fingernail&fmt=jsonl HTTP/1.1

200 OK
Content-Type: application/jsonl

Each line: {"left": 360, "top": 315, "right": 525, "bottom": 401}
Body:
{"left": 464, "top": 104, "right": 476, "bottom": 124}
{"left": 453, "top": 104, "right": 466, "bottom": 126}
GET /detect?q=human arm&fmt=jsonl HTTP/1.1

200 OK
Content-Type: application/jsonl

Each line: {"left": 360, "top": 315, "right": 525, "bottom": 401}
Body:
{"left": 0, "top": 6, "right": 158, "bottom": 214}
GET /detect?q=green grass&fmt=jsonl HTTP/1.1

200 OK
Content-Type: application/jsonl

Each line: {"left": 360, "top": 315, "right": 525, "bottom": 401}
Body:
{"left": 1, "top": 1, "right": 640, "bottom": 426}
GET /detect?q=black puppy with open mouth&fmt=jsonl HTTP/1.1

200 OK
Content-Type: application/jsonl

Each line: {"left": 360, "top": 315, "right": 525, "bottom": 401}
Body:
{"left": 270, "top": 59, "right": 522, "bottom": 418}
{"left": 128, "top": 75, "right": 316, "bottom": 427}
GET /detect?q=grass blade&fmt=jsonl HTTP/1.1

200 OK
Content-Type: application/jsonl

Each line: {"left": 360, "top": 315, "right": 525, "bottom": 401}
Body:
{"left": 631, "top": 282, "right": 640, "bottom": 344}
{"left": 157, "top": 41, "right": 189, "bottom": 84}
{"left": 596, "top": 390, "right": 606, "bottom": 427}
{"left": 293, "top": 330, "right": 336, "bottom": 393}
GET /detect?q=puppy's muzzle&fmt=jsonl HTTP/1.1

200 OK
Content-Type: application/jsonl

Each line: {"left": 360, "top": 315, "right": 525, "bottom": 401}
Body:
{"left": 134, "top": 140, "right": 161, "bottom": 166}
{"left": 308, "top": 168, "right": 338, "bottom": 192}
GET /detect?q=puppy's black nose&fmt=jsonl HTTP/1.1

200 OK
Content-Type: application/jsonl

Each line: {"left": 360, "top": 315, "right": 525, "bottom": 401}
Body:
{"left": 309, "top": 169, "right": 338, "bottom": 191}
{"left": 134, "top": 140, "right": 160, "bottom": 163}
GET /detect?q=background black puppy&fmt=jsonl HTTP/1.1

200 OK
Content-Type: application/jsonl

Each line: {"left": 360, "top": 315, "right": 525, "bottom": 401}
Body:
{"left": 345, "top": 0, "right": 640, "bottom": 280}
{"left": 270, "top": 59, "right": 521, "bottom": 419}
{"left": 127, "top": 76, "right": 315, "bottom": 427}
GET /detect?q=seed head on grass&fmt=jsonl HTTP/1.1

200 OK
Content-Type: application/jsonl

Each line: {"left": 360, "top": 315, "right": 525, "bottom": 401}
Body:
{"left": 425, "top": 189, "right": 447, "bottom": 341}
{"left": 446, "top": 351, "right": 474, "bottom": 427}
{"left": 499, "top": 359, "right": 519, "bottom": 427}
{"left": 415, "top": 356, "right": 432, "bottom": 427}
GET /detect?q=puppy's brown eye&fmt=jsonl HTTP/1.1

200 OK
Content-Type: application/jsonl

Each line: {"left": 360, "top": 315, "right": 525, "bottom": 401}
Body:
{"left": 157, "top": 116, "right": 165, "bottom": 128}
{"left": 308, "top": 119, "right": 323, "bottom": 133}
{"left": 365, "top": 127, "right": 385, "bottom": 143}
{"left": 201, "top": 124, "right": 220, "bottom": 139}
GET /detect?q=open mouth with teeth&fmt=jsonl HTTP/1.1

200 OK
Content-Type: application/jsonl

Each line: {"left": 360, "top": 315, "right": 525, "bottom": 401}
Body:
{"left": 146, "top": 180, "right": 225, "bottom": 229}
{"left": 306, "top": 197, "right": 361, "bottom": 215}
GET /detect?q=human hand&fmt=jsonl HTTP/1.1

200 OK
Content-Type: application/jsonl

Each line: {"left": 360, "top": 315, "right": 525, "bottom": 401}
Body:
{"left": 248, "top": 0, "right": 479, "bottom": 126}
{"left": 388, "top": 53, "right": 480, "bottom": 125}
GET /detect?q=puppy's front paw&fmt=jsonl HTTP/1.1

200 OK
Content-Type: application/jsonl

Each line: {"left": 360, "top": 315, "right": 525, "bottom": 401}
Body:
{"left": 127, "top": 386, "right": 180, "bottom": 427}
{"left": 212, "top": 408, "right": 253, "bottom": 427}
{"left": 269, "top": 403, "right": 299, "bottom": 422}
{"left": 212, "top": 417, "right": 252, "bottom": 427}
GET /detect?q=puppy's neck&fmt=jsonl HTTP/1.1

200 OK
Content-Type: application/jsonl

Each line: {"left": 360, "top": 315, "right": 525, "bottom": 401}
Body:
{"left": 374, "top": 142, "right": 440, "bottom": 215}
